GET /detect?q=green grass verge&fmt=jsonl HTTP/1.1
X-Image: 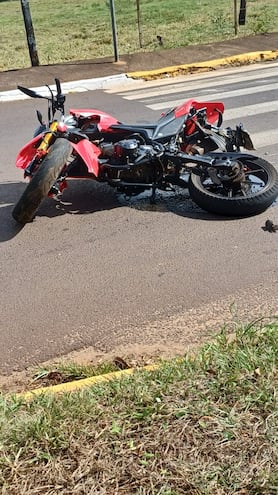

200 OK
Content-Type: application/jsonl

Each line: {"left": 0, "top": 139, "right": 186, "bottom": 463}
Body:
{"left": 0, "top": 0, "right": 277, "bottom": 71}
{"left": 0, "top": 320, "right": 277, "bottom": 494}
{"left": 31, "top": 360, "right": 120, "bottom": 387}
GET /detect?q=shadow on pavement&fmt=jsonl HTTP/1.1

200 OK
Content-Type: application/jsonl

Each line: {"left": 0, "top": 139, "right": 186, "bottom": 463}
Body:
{"left": 0, "top": 182, "right": 25, "bottom": 241}
{"left": 35, "top": 181, "right": 232, "bottom": 222}
{"left": 0, "top": 179, "right": 233, "bottom": 242}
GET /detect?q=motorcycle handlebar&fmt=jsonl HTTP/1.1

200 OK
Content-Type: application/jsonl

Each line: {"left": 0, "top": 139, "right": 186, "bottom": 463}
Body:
{"left": 18, "top": 79, "right": 65, "bottom": 118}
{"left": 17, "top": 85, "right": 46, "bottom": 99}
{"left": 55, "top": 78, "right": 62, "bottom": 95}
{"left": 18, "top": 78, "right": 64, "bottom": 103}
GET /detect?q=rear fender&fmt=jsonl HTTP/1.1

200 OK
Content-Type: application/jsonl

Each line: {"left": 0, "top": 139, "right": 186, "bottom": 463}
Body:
{"left": 175, "top": 99, "right": 225, "bottom": 135}
{"left": 71, "top": 139, "right": 101, "bottom": 177}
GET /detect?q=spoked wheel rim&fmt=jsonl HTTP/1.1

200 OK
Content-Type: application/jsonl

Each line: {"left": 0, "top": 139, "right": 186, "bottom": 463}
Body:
{"left": 188, "top": 156, "right": 278, "bottom": 217}
{"left": 200, "top": 160, "right": 271, "bottom": 199}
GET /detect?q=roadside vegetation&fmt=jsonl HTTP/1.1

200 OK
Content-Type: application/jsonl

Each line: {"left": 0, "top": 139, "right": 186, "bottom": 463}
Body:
{"left": 0, "top": 0, "right": 277, "bottom": 71}
{"left": 1, "top": 321, "right": 277, "bottom": 494}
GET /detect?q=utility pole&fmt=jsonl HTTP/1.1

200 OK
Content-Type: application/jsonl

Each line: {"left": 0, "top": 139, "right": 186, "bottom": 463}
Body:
{"left": 234, "top": 0, "right": 238, "bottom": 35}
{"left": 136, "top": 0, "right": 143, "bottom": 48}
{"left": 239, "top": 0, "right": 247, "bottom": 25}
{"left": 20, "top": 0, "right": 39, "bottom": 66}
{"left": 109, "top": 0, "right": 119, "bottom": 62}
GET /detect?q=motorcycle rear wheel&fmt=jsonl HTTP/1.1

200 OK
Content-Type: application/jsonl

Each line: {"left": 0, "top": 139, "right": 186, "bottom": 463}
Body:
{"left": 12, "top": 138, "right": 72, "bottom": 224}
{"left": 188, "top": 156, "right": 278, "bottom": 217}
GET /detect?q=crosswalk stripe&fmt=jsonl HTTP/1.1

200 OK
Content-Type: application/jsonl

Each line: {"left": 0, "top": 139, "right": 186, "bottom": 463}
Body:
{"left": 106, "top": 63, "right": 278, "bottom": 152}
{"left": 116, "top": 71, "right": 278, "bottom": 100}
{"left": 248, "top": 130, "right": 278, "bottom": 150}
{"left": 106, "top": 61, "right": 278, "bottom": 95}
{"left": 223, "top": 101, "right": 278, "bottom": 121}
{"left": 147, "top": 84, "right": 278, "bottom": 111}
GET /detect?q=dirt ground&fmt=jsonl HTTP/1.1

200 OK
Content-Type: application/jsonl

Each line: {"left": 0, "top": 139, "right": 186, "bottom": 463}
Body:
{"left": 0, "top": 332, "right": 208, "bottom": 395}
{"left": 1, "top": 284, "right": 277, "bottom": 395}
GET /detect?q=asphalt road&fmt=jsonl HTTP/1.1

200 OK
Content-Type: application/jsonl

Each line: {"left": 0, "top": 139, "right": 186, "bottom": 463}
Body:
{"left": 0, "top": 62, "right": 277, "bottom": 375}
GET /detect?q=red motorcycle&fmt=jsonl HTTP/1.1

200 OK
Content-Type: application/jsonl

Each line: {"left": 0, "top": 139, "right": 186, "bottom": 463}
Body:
{"left": 12, "top": 79, "right": 278, "bottom": 224}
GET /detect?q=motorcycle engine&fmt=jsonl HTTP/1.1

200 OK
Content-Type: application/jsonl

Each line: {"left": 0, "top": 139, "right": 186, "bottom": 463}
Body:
{"left": 100, "top": 139, "right": 139, "bottom": 164}
{"left": 100, "top": 138, "right": 158, "bottom": 190}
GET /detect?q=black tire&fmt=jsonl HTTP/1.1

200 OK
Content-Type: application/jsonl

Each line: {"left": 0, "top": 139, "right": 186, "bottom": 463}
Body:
{"left": 12, "top": 139, "right": 72, "bottom": 224}
{"left": 188, "top": 156, "right": 278, "bottom": 217}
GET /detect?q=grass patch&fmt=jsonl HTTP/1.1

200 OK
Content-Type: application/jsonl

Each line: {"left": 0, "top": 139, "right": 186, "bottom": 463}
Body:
{"left": 31, "top": 360, "right": 120, "bottom": 387}
{"left": 0, "top": 320, "right": 277, "bottom": 494}
{"left": 0, "top": 0, "right": 277, "bottom": 71}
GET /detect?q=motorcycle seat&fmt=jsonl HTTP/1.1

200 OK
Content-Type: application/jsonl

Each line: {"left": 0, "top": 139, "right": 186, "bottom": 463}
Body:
{"left": 110, "top": 110, "right": 186, "bottom": 143}
{"left": 109, "top": 124, "right": 156, "bottom": 142}
{"left": 110, "top": 123, "right": 157, "bottom": 130}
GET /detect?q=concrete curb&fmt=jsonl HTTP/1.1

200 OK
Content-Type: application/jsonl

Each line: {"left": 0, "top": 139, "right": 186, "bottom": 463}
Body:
{"left": 0, "top": 73, "right": 130, "bottom": 103}
{"left": 127, "top": 50, "right": 278, "bottom": 80}
{"left": 1, "top": 50, "right": 277, "bottom": 103}
{"left": 16, "top": 364, "right": 159, "bottom": 401}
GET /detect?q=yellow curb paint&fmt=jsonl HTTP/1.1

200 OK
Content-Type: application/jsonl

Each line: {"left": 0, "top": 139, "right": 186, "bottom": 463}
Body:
{"left": 17, "top": 363, "right": 160, "bottom": 401}
{"left": 127, "top": 50, "right": 278, "bottom": 80}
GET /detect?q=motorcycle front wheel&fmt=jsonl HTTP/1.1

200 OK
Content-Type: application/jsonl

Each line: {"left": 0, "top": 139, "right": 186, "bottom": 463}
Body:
{"left": 12, "top": 138, "right": 72, "bottom": 224}
{"left": 188, "top": 156, "right": 278, "bottom": 217}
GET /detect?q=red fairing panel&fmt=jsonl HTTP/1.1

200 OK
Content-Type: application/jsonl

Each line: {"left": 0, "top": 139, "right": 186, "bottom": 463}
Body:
{"left": 175, "top": 99, "right": 224, "bottom": 121}
{"left": 16, "top": 134, "right": 41, "bottom": 169}
{"left": 71, "top": 139, "right": 101, "bottom": 177}
{"left": 175, "top": 99, "right": 225, "bottom": 135}
{"left": 70, "top": 109, "right": 120, "bottom": 131}
{"left": 16, "top": 134, "right": 101, "bottom": 177}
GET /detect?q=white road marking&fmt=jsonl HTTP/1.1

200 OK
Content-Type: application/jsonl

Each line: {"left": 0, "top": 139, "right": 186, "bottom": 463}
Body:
{"left": 147, "top": 84, "right": 278, "bottom": 111}
{"left": 113, "top": 72, "right": 278, "bottom": 100}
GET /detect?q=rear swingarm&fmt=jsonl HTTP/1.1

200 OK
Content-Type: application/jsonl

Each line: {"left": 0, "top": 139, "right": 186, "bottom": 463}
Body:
{"left": 165, "top": 151, "right": 243, "bottom": 175}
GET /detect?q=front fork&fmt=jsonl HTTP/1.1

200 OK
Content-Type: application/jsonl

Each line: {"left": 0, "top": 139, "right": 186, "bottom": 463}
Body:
{"left": 24, "top": 121, "right": 59, "bottom": 178}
